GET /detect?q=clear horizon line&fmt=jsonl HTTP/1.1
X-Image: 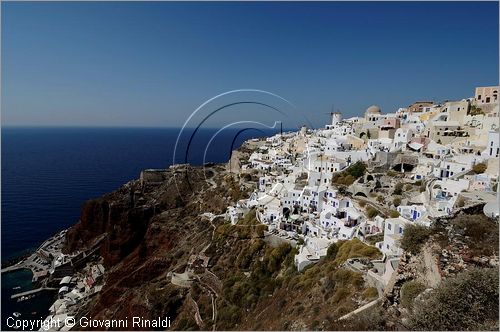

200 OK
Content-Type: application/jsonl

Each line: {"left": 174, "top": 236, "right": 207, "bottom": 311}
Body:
{"left": 1, "top": 125, "right": 300, "bottom": 130}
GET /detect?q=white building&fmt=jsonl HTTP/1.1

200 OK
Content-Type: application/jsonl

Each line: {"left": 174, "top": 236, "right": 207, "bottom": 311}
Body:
{"left": 397, "top": 205, "right": 427, "bottom": 223}
{"left": 484, "top": 131, "right": 499, "bottom": 158}
{"left": 393, "top": 128, "right": 414, "bottom": 150}
{"left": 295, "top": 237, "right": 331, "bottom": 271}
{"left": 376, "top": 217, "right": 411, "bottom": 256}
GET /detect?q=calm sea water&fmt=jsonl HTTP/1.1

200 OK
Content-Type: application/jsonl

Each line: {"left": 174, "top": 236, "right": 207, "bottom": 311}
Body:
{"left": 1, "top": 126, "right": 277, "bottom": 329}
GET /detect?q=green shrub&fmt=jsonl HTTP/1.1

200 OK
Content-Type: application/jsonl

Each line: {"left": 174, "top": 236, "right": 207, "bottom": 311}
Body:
{"left": 393, "top": 182, "right": 404, "bottom": 195}
{"left": 332, "top": 173, "right": 356, "bottom": 186}
{"left": 333, "top": 269, "right": 364, "bottom": 288}
{"left": 346, "top": 161, "right": 367, "bottom": 178}
{"left": 366, "top": 206, "right": 378, "bottom": 219}
{"left": 410, "top": 268, "right": 499, "bottom": 331}
{"left": 335, "top": 303, "right": 356, "bottom": 317}
{"left": 362, "top": 287, "right": 379, "bottom": 300}
{"left": 333, "top": 238, "right": 381, "bottom": 265}
{"left": 469, "top": 105, "right": 484, "bottom": 116}
{"left": 472, "top": 162, "right": 487, "bottom": 174}
{"left": 388, "top": 210, "right": 400, "bottom": 218}
{"left": 393, "top": 197, "right": 401, "bottom": 207}
{"left": 456, "top": 197, "right": 465, "bottom": 208}
{"left": 400, "top": 280, "right": 426, "bottom": 309}
{"left": 327, "top": 242, "right": 341, "bottom": 259}
{"left": 400, "top": 224, "right": 432, "bottom": 254}
{"left": 332, "top": 162, "right": 366, "bottom": 186}
{"left": 453, "top": 214, "right": 499, "bottom": 256}
{"left": 267, "top": 243, "right": 292, "bottom": 273}
{"left": 386, "top": 170, "right": 399, "bottom": 177}
{"left": 218, "top": 304, "right": 242, "bottom": 328}
{"left": 217, "top": 211, "right": 267, "bottom": 239}
{"left": 365, "top": 233, "right": 383, "bottom": 246}
{"left": 332, "top": 286, "right": 350, "bottom": 304}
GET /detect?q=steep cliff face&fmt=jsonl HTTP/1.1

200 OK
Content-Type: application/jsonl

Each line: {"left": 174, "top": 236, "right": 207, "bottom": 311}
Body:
{"left": 64, "top": 165, "right": 241, "bottom": 328}
{"left": 64, "top": 165, "right": 225, "bottom": 266}
{"left": 64, "top": 163, "right": 382, "bottom": 331}
{"left": 63, "top": 162, "right": 499, "bottom": 331}
{"left": 65, "top": 191, "right": 154, "bottom": 266}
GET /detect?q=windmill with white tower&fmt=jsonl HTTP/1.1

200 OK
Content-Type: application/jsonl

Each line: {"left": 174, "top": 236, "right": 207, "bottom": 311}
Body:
{"left": 325, "top": 105, "right": 343, "bottom": 129}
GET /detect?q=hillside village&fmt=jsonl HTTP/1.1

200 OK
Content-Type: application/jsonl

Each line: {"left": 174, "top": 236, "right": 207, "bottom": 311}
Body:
{"left": 226, "top": 85, "right": 499, "bottom": 290}
{"left": 6, "top": 86, "right": 498, "bottom": 331}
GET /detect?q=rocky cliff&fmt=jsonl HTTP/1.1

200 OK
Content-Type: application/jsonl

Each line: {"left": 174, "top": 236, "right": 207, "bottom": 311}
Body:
{"left": 63, "top": 158, "right": 499, "bottom": 331}
{"left": 62, "top": 161, "right": 385, "bottom": 331}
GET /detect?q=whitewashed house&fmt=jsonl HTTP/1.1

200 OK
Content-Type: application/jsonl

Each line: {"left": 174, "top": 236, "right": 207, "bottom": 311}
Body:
{"left": 483, "top": 130, "right": 499, "bottom": 158}
{"left": 294, "top": 237, "right": 331, "bottom": 271}
{"left": 397, "top": 205, "right": 427, "bottom": 222}
{"left": 376, "top": 217, "right": 411, "bottom": 256}
{"left": 393, "top": 128, "right": 414, "bottom": 150}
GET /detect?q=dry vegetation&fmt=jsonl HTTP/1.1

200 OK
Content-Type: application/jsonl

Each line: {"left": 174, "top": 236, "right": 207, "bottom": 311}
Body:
{"left": 410, "top": 268, "right": 499, "bottom": 331}
{"left": 332, "top": 161, "right": 367, "bottom": 186}
{"left": 207, "top": 227, "right": 383, "bottom": 330}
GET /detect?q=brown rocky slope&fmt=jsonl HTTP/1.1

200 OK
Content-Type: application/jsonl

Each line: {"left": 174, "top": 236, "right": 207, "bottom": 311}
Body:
{"left": 63, "top": 164, "right": 382, "bottom": 331}
{"left": 63, "top": 162, "right": 499, "bottom": 331}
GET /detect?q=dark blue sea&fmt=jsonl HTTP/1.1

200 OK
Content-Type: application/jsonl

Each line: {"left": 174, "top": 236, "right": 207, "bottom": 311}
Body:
{"left": 1, "top": 126, "right": 278, "bottom": 329}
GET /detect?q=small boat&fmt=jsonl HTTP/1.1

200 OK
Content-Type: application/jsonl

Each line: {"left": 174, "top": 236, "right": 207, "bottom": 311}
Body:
{"left": 13, "top": 312, "right": 21, "bottom": 318}
{"left": 12, "top": 286, "right": 21, "bottom": 290}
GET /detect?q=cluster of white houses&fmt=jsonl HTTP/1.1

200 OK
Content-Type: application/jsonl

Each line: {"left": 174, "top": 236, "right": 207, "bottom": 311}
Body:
{"left": 226, "top": 86, "right": 499, "bottom": 285}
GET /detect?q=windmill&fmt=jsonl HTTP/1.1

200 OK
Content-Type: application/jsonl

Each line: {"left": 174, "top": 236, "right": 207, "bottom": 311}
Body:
{"left": 324, "top": 105, "right": 342, "bottom": 126}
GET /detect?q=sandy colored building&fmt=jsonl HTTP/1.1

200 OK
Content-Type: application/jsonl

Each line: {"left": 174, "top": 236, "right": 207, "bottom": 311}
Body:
{"left": 442, "top": 100, "right": 469, "bottom": 124}
{"left": 475, "top": 86, "right": 499, "bottom": 104}
{"left": 346, "top": 134, "right": 365, "bottom": 150}
{"left": 408, "top": 101, "right": 434, "bottom": 113}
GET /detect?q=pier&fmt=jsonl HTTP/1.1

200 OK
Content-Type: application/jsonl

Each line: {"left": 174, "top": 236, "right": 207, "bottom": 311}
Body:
{"left": 11, "top": 287, "right": 58, "bottom": 300}
{"left": 1, "top": 257, "right": 50, "bottom": 282}
{"left": 1, "top": 264, "right": 26, "bottom": 274}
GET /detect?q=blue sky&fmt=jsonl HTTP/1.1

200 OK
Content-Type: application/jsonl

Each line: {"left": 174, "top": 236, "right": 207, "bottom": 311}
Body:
{"left": 2, "top": 1, "right": 499, "bottom": 128}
